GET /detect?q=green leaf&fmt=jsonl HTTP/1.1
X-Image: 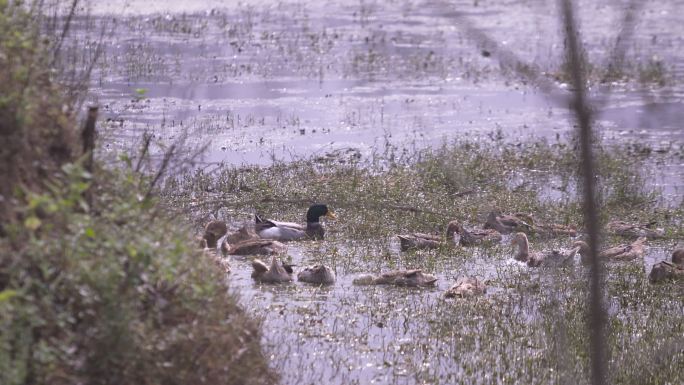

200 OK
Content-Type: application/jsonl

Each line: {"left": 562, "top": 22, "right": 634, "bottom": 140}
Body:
{"left": 25, "top": 216, "right": 41, "bottom": 230}
{"left": 0, "top": 289, "right": 17, "bottom": 302}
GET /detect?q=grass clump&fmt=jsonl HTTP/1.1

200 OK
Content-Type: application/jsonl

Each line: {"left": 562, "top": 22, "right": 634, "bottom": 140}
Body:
{"left": 166, "top": 138, "right": 682, "bottom": 241}
{"left": 0, "top": 3, "right": 275, "bottom": 385}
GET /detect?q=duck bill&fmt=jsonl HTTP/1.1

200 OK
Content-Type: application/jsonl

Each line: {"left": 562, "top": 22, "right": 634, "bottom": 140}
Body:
{"left": 326, "top": 211, "right": 337, "bottom": 219}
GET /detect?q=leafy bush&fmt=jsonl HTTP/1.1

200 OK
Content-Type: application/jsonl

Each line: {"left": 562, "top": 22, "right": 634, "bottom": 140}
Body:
{"left": 1, "top": 163, "right": 276, "bottom": 385}
{"left": 0, "top": 2, "right": 276, "bottom": 384}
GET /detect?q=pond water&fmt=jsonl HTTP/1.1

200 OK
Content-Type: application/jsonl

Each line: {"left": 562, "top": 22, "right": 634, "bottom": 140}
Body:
{"left": 70, "top": 0, "right": 684, "bottom": 383}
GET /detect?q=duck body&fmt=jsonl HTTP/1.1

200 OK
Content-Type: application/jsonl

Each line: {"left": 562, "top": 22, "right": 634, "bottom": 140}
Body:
{"left": 607, "top": 220, "right": 664, "bottom": 239}
{"left": 444, "top": 276, "right": 487, "bottom": 298}
{"left": 484, "top": 211, "right": 533, "bottom": 235}
{"left": 511, "top": 232, "right": 579, "bottom": 267}
{"left": 649, "top": 248, "right": 684, "bottom": 283}
{"left": 397, "top": 233, "right": 442, "bottom": 251}
{"left": 223, "top": 238, "right": 287, "bottom": 256}
{"left": 256, "top": 204, "right": 335, "bottom": 242}
{"left": 297, "top": 264, "right": 336, "bottom": 285}
{"left": 574, "top": 238, "right": 647, "bottom": 263}
{"left": 448, "top": 220, "right": 502, "bottom": 247}
{"left": 251, "top": 256, "right": 294, "bottom": 283}
{"left": 352, "top": 269, "right": 437, "bottom": 287}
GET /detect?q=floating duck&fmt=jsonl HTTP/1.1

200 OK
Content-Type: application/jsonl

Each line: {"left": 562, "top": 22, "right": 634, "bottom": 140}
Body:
{"left": 484, "top": 210, "right": 534, "bottom": 235}
{"left": 444, "top": 276, "right": 487, "bottom": 298}
{"left": 649, "top": 248, "right": 684, "bottom": 283}
{"left": 606, "top": 220, "right": 664, "bottom": 239}
{"left": 224, "top": 224, "right": 259, "bottom": 245}
{"left": 256, "top": 204, "right": 336, "bottom": 241}
{"left": 511, "top": 232, "right": 579, "bottom": 267}
{"left": 396, "top": 232, "right": 442, "bottom": 251}
{"left": 352, "top": 269, "right": 438, "bottom": 287}
{"left": 251, "top": 256, "right": 294, "bottom": 283}
{"left": 297, "top": 264, "right": 336, "bottom": 285}
{"left": 574, "top": 237, "right": 647, "bottom": 263}
{"left": 448, "top": 220, "right": 502, "bottom": 247}
{"left": 222, "top": 238, "right": 287, "bottom": 256}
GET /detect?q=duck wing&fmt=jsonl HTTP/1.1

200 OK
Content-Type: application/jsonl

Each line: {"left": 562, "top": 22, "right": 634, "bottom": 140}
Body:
{"left": 229, "top": 239, "right": 287, "bottom": 255}
{"left": 256, "top": 219, "right": 307, "bottom": 241}
{"left": 397, "top": 234, "right": 442, "bottom": 251}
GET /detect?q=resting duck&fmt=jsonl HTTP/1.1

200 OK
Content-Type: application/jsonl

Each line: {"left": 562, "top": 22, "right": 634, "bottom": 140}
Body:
{"left": 511, "top": 232, "right": 580, "bottom": 267}
{"left": 447, "top": 220, "right": 502, "bottom": 247}
{"left": 444, "top": 276, "right": 487, "bottom": 298}
{"left": 606, "top": 220, "right": 664, "bottom": 239}
{"left": 484, "top": 211, "right": 534, "bottom": 235}
{"left": 256, "top": 204, "right": 336, "bottom": 241}
{"left": 201, "top": 220, "right": 228, "bottom": 248}
{"left": 297, "top": 264, "right": 336, "bottom": 285}
{"left": 649, "top": 248, "right": 684, "bottom": 283}
{"left": 573, "top": 237, "right": 647, "bottom": 263}
{"left": 352, "top": 269, "right": 438, "bottom": 287}
{"left": 251, "top": 256, "right": 294, "bottom": 283}
{"left": 225, "top": 224, "right": 259, "bottom": 245}
{"left": 222, "top": 238, "right": 287, "bottom": 256}
{"left": 396, "top": 232, "right": 442, "bottom": 251}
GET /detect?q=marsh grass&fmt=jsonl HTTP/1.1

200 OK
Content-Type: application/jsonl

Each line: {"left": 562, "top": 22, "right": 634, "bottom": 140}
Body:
{"left": 163, "top": 138, "right": 683, "bottom": 384}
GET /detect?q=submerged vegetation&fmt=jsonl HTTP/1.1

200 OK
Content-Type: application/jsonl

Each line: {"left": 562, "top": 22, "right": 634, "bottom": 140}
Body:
{"left": 163, "top": 138, "right": 683, "bottom": 384}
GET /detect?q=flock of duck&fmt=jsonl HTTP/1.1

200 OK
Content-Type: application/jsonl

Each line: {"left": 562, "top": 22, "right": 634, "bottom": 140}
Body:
{"left": 199, "top": 204, "right": 684, "bottom": 298}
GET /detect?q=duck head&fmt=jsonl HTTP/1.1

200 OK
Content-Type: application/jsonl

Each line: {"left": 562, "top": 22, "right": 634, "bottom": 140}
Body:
{"left": 306, "top": 204, "right": 336, "bottom": 223}
{"left": 511, "top": 232, "right": 529, "bottom": 261}
{"left": 572, "top": 240, "right": 591, "bottom": 264}
{"left": 445, "top": 221, "right": 463, "bottom": 243}
{"left": 203, "top": 220, "right": 228, "bottom": 248}
{"left": 305, "top": 204, "right": 336, "bottom": 240}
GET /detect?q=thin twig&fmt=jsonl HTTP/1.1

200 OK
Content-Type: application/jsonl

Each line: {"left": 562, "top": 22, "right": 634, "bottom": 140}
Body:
{"left": 560, "top": 1, "right": 607, "bottom": 384}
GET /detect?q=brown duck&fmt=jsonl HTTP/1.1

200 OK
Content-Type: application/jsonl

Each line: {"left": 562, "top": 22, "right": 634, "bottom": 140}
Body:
{"left": 251, "top": 256, "right": 294, "bottom": 283}
{"left": 649, "top": 248, "right": 684, "bottom": 284}
{"left": 447, "top": 220, "right": 502, "bottom": 247}
{"left": 606, "top": 220, "right": 664, "bottom": 239}
{"left": 574, "top": 237, "right": 647, "bottom": 263}
{"left": 511, "top": 232, "right": 580, "bottom": 267}
{"left": 444, "top": 276, "right": 487, "bottom": 298}
{"left": 352, "top": 269, "right": 438, "bottom": 287}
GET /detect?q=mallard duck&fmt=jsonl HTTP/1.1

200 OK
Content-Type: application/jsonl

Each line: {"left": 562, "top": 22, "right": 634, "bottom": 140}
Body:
{"left": 396, "top": 232, "right": 442, "bottom": 251}
{"left": 201, "top": 220, "right": 228, "bottom": 248}
{"left": 222, "top": 238, "right": 287, "bottom": 256}
{"left": 256, "top": 204, "right": 336, "bottom": 241}
{"left": 511, "top": 232, "right": 580, "bottom": 267}
{"left": 606, "top": 220, "right": 664, "bottom": 239}
{"left": 447, "top": 220, "right": 502, "bottom": 247}
{"left": 573, "top": 237, "right": 647, "bottom": 263}
{"left": 352, "top": 269, "right": 438, "bottom": 287}
{"left": 444, "top": 276, "right": 487, "bottom": 298}
{"left": 484, "top": 210, "right": 534, "bottom": 235}
{"left": 251, "top": 256, "right": 294, "bottom": 283}
{"left": 297, "top": 264, "right": 336, "bottom": 285}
